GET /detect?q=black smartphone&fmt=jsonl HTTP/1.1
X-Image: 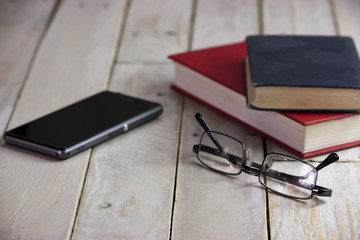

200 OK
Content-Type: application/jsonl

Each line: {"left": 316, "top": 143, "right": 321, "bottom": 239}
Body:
{"left": 4, "top": 91, "right": 163, "bottom": 160}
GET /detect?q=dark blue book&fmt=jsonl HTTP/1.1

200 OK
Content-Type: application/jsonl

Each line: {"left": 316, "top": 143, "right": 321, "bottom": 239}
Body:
{"left": 245, "top": 35, "right": 360, "bottom": 112}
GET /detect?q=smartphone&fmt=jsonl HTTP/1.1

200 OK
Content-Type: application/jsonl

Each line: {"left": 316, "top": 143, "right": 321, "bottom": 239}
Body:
{"left": 4, "top": 91, "right": 163, "bottom": 160}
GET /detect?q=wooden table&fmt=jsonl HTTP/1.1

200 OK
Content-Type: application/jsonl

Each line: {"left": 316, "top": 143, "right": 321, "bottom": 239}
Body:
{"left": 1, "top": 0, "right": 360, "bottom": 239}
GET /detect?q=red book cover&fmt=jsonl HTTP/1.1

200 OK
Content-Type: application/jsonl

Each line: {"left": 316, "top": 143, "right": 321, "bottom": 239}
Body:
{"left": 169, "top": 42, "right": 360, "bottom": 158}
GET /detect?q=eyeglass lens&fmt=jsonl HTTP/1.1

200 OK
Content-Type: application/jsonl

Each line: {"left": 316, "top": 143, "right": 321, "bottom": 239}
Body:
{"left": 259, "top": 154, "right": 317, "bottom": 199}
{"left": 198, "top": 131, "right": 244, "bottom": 174}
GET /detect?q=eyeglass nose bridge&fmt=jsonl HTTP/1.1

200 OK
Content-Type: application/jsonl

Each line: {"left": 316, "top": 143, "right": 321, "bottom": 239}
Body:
{"left": 245, "top": 148, "right": 253, "bottom": 166}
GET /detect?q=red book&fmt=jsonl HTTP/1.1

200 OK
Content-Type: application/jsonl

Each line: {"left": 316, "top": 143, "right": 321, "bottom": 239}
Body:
{"left": 169, "top": 42, "right": 360, "bottom": 158}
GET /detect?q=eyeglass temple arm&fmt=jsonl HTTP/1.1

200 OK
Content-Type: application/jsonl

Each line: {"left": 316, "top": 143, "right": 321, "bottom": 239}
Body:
{"left": 195, "top": 113, "right": 224, "bottom": 152}
{"left": 192, "top": 144, "right": 238, "bottom": 166}
{"left": 310, "top": 153, "right": 339, "bottom": 197}
{"left": 312, "top": 185, "right": 332, "bottom": 197}
{"left": 195, "top": 113, "right": 212, "bottom": 132}
{"left": 307, "top": 153, "right": 339, "bottom": 197}
{"left": 291, "top": 152, "right": 340, "bottom": 181}
{"left": 316, "top": 153, "right": 339, "bottom": 172}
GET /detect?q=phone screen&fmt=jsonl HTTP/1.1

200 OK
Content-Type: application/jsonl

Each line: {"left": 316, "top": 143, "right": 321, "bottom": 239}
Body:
{"left": 5, "top": 91, "right": 162, "bottom": 158}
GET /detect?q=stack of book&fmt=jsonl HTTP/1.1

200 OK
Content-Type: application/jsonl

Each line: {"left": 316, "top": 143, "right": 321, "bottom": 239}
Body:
{"left": 169, "top": 35, "right": 360, "bottom": 158}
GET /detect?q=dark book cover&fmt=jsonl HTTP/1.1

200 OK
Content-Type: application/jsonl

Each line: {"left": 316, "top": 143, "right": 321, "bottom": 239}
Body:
{"left": 246, "top": 35, "right": 360, "bottom": 89}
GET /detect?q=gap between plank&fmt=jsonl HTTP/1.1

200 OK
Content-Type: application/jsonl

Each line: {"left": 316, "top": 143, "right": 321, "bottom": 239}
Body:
{"left": 168, "top": 97, "right": 185, "bottom": 240}
{"left": 105, "top": 0, "right": 132, "bottom": 90}
{"left": 2, "top": 0, "right": 62, "bottom": 137}
{"left": 187, "top": 0, "right": 198, "bottom": 51}
{"left": 69, "top": 148, "right": 93, "bottom": 239}
{"left": 328, "top": 0, "right": 341, "bottom": 35}
{"left": 169, "top": 1, "right": 198, "bottom": 239}
{"left": 257, "top": 0, "right": 264, "bottom": 34}
{"left": 257, "top": 2, "right": 271, "bottom": 238}
{"left": 263, "top": 137, "right": 272, "bottom": 240}
{"left": 69, "top": 0, "right": 133, "bottom": 238}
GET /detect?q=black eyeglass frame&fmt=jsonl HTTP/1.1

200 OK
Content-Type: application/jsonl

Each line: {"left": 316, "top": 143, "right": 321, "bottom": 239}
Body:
{"left": 192, "top": 113, "right": 340, "bottom": 200}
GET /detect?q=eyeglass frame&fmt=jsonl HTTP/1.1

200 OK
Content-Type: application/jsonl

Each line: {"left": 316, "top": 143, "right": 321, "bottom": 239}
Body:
{"left": 192, "top": 113, "right": 340, "bottom": 200}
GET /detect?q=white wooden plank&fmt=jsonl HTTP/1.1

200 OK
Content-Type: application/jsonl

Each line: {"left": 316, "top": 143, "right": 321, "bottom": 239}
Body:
{"left": 0, "top": 0, "right": 126, "bottom": 239}
{"left": 72, "top": 63, "right": 182, "bottom": 239}
{"left": 72, "top": 0, "right": 191, "bottom": 238}
{"left": 293, "top": 0, "right": 336, "bottom": 35}
{"left": 333, "top": 0, "right": 360, "bottom": 49}
{"left": 172, "top": 0, "right": 268, "bottom": 239}
{"left": 1, "top": 1, "right": 356, "bottom": 239}
{"left": 117, "top": 0, "right": 192, "bottom": 62}
{"left": 0, "top": 0, "right": 56, "bottom": 135}
{"left": 268, "top": 162, "right": 360, "bottom": 239}
{"left": 263, "top": 0, "right": 360, "bottom": 239}
{"left": 172, "top": 107, "right": 267, "bottom": 240}
{"left": 263, "top": 0, "right": 335, "bottom": 35}
{"left": 8, "top": 0, "right": 126, "bottom": 128}
{"left": 193, "top": 0, "right": 259, "bottom": 49}
{"left": 262, "top": 0, "right": 295, "bottom": 34}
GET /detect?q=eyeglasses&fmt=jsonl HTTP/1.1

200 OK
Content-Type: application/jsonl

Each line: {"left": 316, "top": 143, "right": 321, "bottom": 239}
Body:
{"left": 192, "top": 113, "right": 339, "bottom": 200}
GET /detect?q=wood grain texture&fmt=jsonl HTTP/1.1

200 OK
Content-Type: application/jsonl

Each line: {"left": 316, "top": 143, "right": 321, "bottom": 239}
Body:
{"left": 261, "top": 0, "right": 295, "bottom": 34}
{"left": 0, "top": 1, "right": 359, "bottom": 239}
{"left": 192, "top": 0, "right": 259, "bottom": 49}
{"left": 268, "top": 162, "right": 360, "bottom": 239}
{"left": 263, "top": 1, "right": 360, "bottom": 239}
{"left": 172, "top": 0, "right": 268, "bottom": 239}
{"left": 117, "top": 0, "right": 192, "bottom": 62}
{"left": 0, "top": 0, "right": 125, "bottom": 239}
{"left": 333, "top": 0, "right": 360, "bottom": 49}
{"left": 293, "top": 0, "right": 336, "bottom": 35}
{"left": 0, "top": 0, "right": 56, "bottom": 135}
{"left": 8, "top": 0, "right": 126, "bottom": 128}
{"left": 72, "top": 63, "right": 182, "bottom": 239}
{"left": 262, "top": 0, "right": 335, "bottom": 35}
{"left": 72, "top": 0, "right": 190, "bottom": 238}
{"left": 172, "top": 107, "right": 267, "bottom": 240}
